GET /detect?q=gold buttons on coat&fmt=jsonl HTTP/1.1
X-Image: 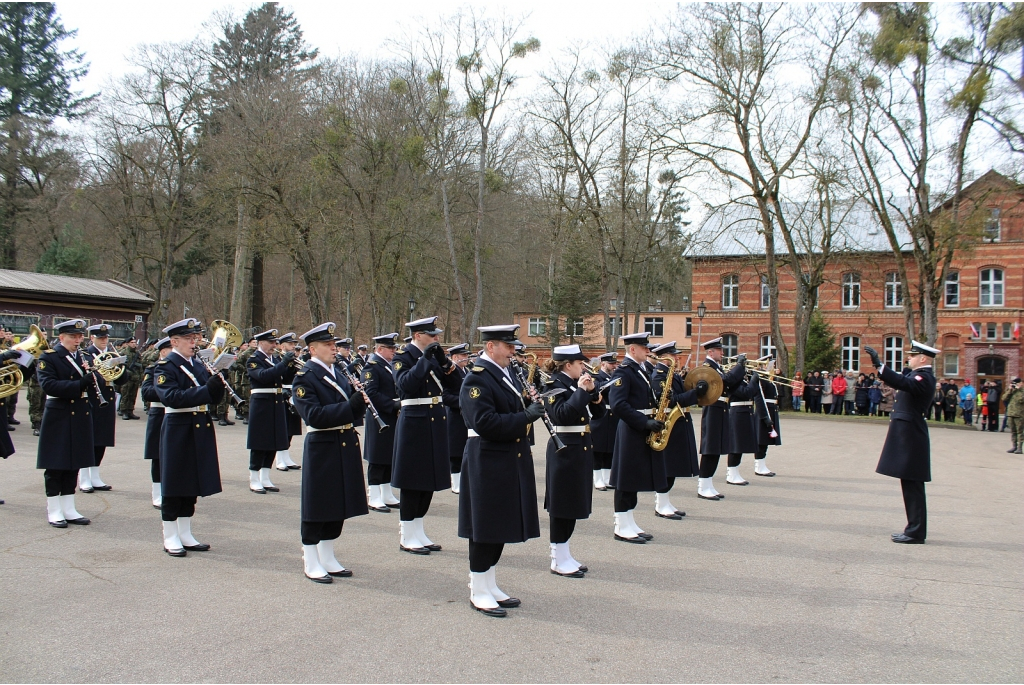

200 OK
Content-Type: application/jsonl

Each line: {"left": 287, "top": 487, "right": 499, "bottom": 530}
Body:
{"left": 196, "top": 424, "right": 200, "bottom": 428}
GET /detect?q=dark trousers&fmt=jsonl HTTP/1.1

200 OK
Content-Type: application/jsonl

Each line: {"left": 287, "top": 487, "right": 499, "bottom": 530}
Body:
{"left": 366, "top": 463, "right": 391, "bottom": 486}
{"left": 727, "top": 453, "right": 742, "bottom": 467}
{"left": 963, "top": 409, "right": 973, "bottom": 425}
{"left": 613, "top": 490, "right": 638, "bottom": 513}
{"left": 549, "top": 516, "right": 576, "bottom": 543}
{"left": 809, "top": 396, "right": 821, "bottom": 413}
{"left": 468, "top": 540, "right": 504, "bottom": 573}
{"left": 593, "top": 451, "right": 613, "bottom": 470}
{"left": 831, "top": 401, "right": 843, "bottom": 415}
{"left": 150, "top": 458, "right": 160, "bottom": 483}
{"left": 249, "top": 449, "right": 275, "bottom": 471}
{"left": 900, "top": 479, "right": 926, "bottom": 540}
{"left": 656, "top": 476, "right": 676, "bottom": 494}
{"left": 755, "top": 445, "right": 769, "bottom": 460}
{"left": 94, "top": 445, "right": 105, "bottom": 467}
{"left": 6, "top": 391, "right": 18, "bottom": 420}
{"left": 43, "top": 469, "right": 78, "bottom": 496}
{"left": 301, "top": 520, "right": 343, "bottom": 545}
{"left": 399, "top": 488, "right": 433, "bottom": 521}
{"left": 450, "top": 453, "right": 463, "bottom": 474}
{"left": 987, "top": 404, "right": 999, "bottom": 431}
{"left": 161, "top": 495, "right": 197, "bottom": 522}
{"left": 699, "top": 454, "right": 720, "bottom": 478}
{"left": 845, "top": 400, "right": 855, "bottom": 415}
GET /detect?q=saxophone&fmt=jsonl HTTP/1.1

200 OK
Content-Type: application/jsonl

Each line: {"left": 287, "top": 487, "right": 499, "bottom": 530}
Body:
{"left": 648, "top": 355, "right": 684, "bottom": 451}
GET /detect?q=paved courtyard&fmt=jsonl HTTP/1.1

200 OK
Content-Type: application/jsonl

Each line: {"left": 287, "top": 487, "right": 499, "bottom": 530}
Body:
{"left": 1, "top": 400, "right": 1021, "bottom": 682}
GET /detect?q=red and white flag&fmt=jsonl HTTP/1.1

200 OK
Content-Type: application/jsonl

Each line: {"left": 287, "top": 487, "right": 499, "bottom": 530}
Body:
{"left": 969, "top": 322, "right": 981, "bottom": 338}
{"left": 1014, "top": 322, "right": 1020, "bottom": 340}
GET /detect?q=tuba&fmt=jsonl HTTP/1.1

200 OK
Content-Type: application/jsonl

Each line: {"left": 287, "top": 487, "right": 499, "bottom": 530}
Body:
{"left": 648, "top": 355, "right": 684, "bottom": 451}
{"left": 0, "top": 324, "right": 51, "bottom": 399}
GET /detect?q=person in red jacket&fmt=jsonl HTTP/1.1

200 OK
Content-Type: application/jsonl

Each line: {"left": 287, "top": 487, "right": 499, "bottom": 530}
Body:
{"left": 830, "top": 372, "right": 847, "bottom": 415}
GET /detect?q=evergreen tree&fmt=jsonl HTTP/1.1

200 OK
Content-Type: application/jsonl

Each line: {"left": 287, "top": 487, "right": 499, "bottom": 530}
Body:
{"left": 802, "top": 310, "right": 841, "bottom": 374}
{"left": 35, "top": 225, "right": 94, "bottom": 277}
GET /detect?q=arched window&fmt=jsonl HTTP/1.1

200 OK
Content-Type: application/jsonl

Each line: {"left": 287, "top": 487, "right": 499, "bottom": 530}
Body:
{"left": 722, "top": 275, "right": 739, "bottom": 309}
{"left": 842, "top": 272, "right": 861, "bottom": 308}
{"left": 884, "top": 336, "right": 903, "bottom": 372}
{"left": 842, "top": 335, "right": 860, "bottom": 372}
{"left": 721, "top": 334, "right": 738, "bottom": 358}
{"left": 980, "top": 268, "right": 1004, "bottom": 307}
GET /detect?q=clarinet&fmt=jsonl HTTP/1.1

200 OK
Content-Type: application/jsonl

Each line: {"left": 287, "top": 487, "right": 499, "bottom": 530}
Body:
{"left": 81, "top": 354, "right": 109, "bottom": 407}
{"left": 512, "top": 360, "right": 566, "bottom": 452}
{"left": 197, "top": 357, "right": 246, "bottom": 408}
{"left": 339, "top": 364, "right": 388, "bottom": 433}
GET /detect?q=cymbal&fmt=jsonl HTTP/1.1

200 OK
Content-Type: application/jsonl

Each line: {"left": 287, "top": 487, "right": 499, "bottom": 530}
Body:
{"left": 683, "top": 366, "right": 723, "bottom": 406}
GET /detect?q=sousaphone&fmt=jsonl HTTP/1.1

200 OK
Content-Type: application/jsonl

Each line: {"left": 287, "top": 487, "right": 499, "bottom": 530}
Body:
{"left": 684, "top": 366, "right": 724, "bottom": 406}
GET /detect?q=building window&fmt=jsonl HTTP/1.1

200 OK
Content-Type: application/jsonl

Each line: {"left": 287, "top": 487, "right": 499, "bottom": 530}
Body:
{"left": 970, "top": 322, "right": 982, "bottom": 339}
{"left": 760, "top": 276, "right": 770, "bottom": 309}
{"left": 842, "top": 272, "right": 861, "bottom": 309}
{"left": 0, "top": 312, "right": 40, "bottom": 336}
{"left": 884, "top": 272, "right": 902, "bottom": 308}
{"left": 721, "top": 334, "right": 738, "bottom": 359}
{"left": 983, "top": 208, "right": 1001, "bottom": 242}
{"left": 528, "top": 317, "right": 546, "bottom": 337}
{"left": 944, "top": 272, "right": 959, "bottom": 307}
{"left": 980, "top": 268, "right": 1004, "bottom": 306}
{"left": 842, "top": 336, "right": 860, "bottom": 372}
{"left": 685, "top": 317, "right": 692, "bottom": 338}
{"left": 643, "top": 317, "right": 664, "bottom": 338}
{"left": 986, "top": 322, "right": 997, "bottom": 340}
{"left": 722, "top": 274, "right": 739, "bottom": 309}
{"left": 606, "top": 316, "right": 623, "bottom": 338}
{"left": 884, "top": 336, "right": 904, "bottom": 372}
{"left": 759, "top": 334, "right": 776, "bottom": 359}
{"left": 943, "top": 352, "right": 959, "bottom": 377}
{"left": 565, "top": 319, "right": 584, "bottom": 338}
{"left": 1003, "top": 322, "right": 1013, "bottom": 340}
{"left": 101, "top": 320, "right": 138, "bottom": 341}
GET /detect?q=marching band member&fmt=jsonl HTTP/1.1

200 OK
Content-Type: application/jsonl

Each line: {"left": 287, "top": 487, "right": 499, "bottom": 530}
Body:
{"left": 36, "top": 319, "right": 95, "bottom": 527}
{"left": 864, "top": 340, "right": 938, "bottom": 544}
{"left": 541, "top": 344, "right": 605, "bottom": 577}
{"left": 291, "top": 322, "right": 368, "bottom": 582}
{"left": 245, "top": 329, "right": 294, "bottom": 494}
{"left": 608, "top": 331, "right": 664, "bottom": 543}
{"left": 356, "top": 344, "right": 369, "bottom": 365}
{"left": 443, "top": 343, "right": 471, "bottom": 494}
{"left": 724, "top": 365, "right": 763, "bottom": 488}
{"left": 275, "top": 332, "right": 302, "bottom": 471}
{"left": 140, "top": 337, "right": 172, "bottom": 508}
{"left": 361, "top": 333, "right": 402, "bottom": 512}
{"left": 590, "top": 352, "right": 619, "bottom": 491}
{"left": 81, "top": 323, "right": 118, "bottom": 493}
{"left": 650, "top": 341, "right": 703, "bottom": 519}
{"left": 153, "top": 318, "right": 224, "bottom": 556}
{"left": 459, "top": 324, "right": 545, "bottom": 616}
{"left": 696, "top": 339, "right": 747, "bottom": 500}
{"left": 753, "top": 358, "right": 781, "bottom": 477}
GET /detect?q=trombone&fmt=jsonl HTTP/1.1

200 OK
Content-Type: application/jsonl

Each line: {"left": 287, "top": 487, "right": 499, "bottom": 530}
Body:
{"left": 723, "top": 356, "right": 801, "bottom": 389}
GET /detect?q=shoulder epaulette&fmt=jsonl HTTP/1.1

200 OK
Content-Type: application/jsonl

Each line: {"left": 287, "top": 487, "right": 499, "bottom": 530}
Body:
{"left": 368, "top": 360, "right": 377, "bottom": 364}
{"left": 295, "top": 370, "right": 306, "bottom": 376}
{"left": 156, "top": 359, "right": 168, "bottom": 365}
{"left": 471, "top": 366, "right": 485, "bottom": 373}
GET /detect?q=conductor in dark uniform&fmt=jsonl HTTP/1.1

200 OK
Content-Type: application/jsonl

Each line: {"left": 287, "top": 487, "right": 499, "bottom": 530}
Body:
{"left": 361, "top": 333, "right": 401, "bottom": 512}
{"left": 542, "top": 344, "right": 605, "bottom": 577}
{"left": 650, "top": 341, "right": 703, "bottom": 520}
{"left": 140, "top": 337, "right": 172, "bottom": 509}
{"left": 444, "top": 343, "right": 471, "bottom": 494}
{"left": 459, "top": 324, "right": 545, "bottom": 617}
{"left": 81, "top": 324, "right": 118, "bottom": 493}
{"left": 391, "top": 316, "right": 463, "bottom": 555}
{"left": 35, "top": 319, "right": 96, "bottom": 527}
{"left": 275, "top": 332, "right": 302, "bottom": 471}
{"left": 697, "top": 338, "right": 747, "bottom": 500}
{"left": 292, "top": 322, "right": 368, "bottom": 582}
{"left": 590, "top": 351, "right": 619, "bottom": 491}
{"left": 864, "top": 340, "right": 938, "bottom": 544}
{"left": 153, "top": 318, "right": 225, "bottom": 556}
{"left": 245, "top": 329, "right": 295, "bottom": 494}
{"left": 608, "top": 331, "right": 665, "bottom": 543}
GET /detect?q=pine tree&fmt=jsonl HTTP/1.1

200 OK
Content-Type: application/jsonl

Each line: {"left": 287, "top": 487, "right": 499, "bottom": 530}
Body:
{"left": 802, "top": 310, "right": 841, "bottom": 374}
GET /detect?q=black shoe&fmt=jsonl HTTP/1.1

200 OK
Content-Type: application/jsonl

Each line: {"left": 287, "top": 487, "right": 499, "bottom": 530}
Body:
{"left": 250, "top": 486, "right": 267, "bottom": 494}
{"left": 242, "top": 419, "right": 249, "bottom": 425}
{"left": 369, "top": 505, "right": 391, "bottom": 513}
{"left": 726, "top": 479, "right": 749, "bottom": 486}
{"left": 655, "top": 511, "right": 683, "bottom": 520}
{"left": 328, "top": 568, "right": 353, "bottom": 577}
{"left": 288, "top": 464, "right": 301, "bottom": 470}
{"left": 183, "top": 543, "right": 210, "bottom": 552}
{"left": 218, "top": 419, "right": 229, "bottom": 426}
{"left": 674, "top": 510, "right": 686, "bottom": 517}
{"left": 122, "top": 414, "right": 133, "bottom": 420}
{"left": 164, "top": 547, "right": 186, "bottom": 557}
{"left": 400, "top": 544, "right": 430, "bottom": 555}
{"left": 471, "top": 602, "right": 507, "bottom": 618}
{"left": 1009, "top": 448, "right": 1018, "bottom": 453}
{"left": 496, "top": 597, "right": 521, "bottom": 608}
{"left": 614, "top": 534, "right": 645, "bottom": 543}
{"left": 424, "top": 543, "right": 442, "bottom": 551}
{"left": 264, "top": 485, "right": 280, "bottom": 492}
{"left": 891, "top": 533, "right": 924, "bottom": 544}
{"left": 306, "top": 573, "right": 332, "bottom": 584}
{"left": 551, "top": 568, "right": 585, "bottom": 578}
{"left": 754, "top": 471, "right": 776, "bottom": 477}
{"left": 697, "top": 493, "right": 721, "bottom": 500}
{"left": 0, "top": 499, "right": 4, "bottom": 504}
{"left": 79, "top": 487, "right": 94, "bottom": 494}
{"left": 636, "top": 531, "right": 653, "bottom": 541}
{"left": 276, "top": 464, "right": 290, "bottom": 471}
{"left": 576, "top": 565, "right": 588, "bottom": 573}
{"left": 32, "top": 429, "right": 39, "bottom": 436}
{"left": 92, "top": 484, "right": 112, "bottom": 491}
{"left": 221, "top": 417, "right": 234, "bottom": 425}
{"left": 595, "top": 485, "right": 608, "bottom": 491}
{"left": 66, "top": 517, "right": 91, "bottom": 525}
{"left": 9, "top": 418, "right": 20, "bottom": 425}
{"left": 6, "top": 424, "right": 13, "bottom": 431}
{"left": 49, "top": 519, "right": 68, "bottom": 528}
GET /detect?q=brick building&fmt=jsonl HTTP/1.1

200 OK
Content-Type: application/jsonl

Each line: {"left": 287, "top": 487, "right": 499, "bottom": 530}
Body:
{"left": 512, "top": 309, "right": 693, "bottom": 360}
{"left": 686, "top": 171, "right": 1023, "bottom": 389}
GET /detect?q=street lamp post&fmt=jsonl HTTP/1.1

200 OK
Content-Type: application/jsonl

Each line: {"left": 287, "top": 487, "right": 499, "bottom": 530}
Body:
{"left": 694, "top": 300, "right": 707, "bottom": 369}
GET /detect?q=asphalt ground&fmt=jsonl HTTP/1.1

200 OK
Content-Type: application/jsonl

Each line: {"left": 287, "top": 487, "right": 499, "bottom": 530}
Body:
{"left": 1, "top": 396, "right": 1021, "bottom": 683}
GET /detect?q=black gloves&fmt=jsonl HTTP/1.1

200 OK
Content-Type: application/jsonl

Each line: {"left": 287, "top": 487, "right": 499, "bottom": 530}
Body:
{"left": 282, "top": 351, "right": 296, "bottom": 363}
{"left": 206, "top": 373, "right": 224, "bottom": 388}
{"left": 349, "top": 390, "right": 365, "bottom": 409}
{"left": 423, "top": 342, "right": 442, "bottom": 359}
{"left": 696, "top": 380, "right": 709, "bottom": 397}
{"left": 864, "top": 346, "right": 882, "bottom": 368}
{"left": 524, "top": 401, "right": 546, "bottom": 422}
{"left": 645, "top": 419, "right": 666, "bottom": 432}
{"left": 735, "top": 353, "right": 747, "bottom": 365}
{"left": 0, "top": 348, "right": 19, "bottom": 362}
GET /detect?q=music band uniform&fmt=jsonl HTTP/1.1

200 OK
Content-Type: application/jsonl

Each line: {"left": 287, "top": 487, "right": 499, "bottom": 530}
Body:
{"left": 589, "top": 351, "right": 619, "bottom": 491}
{"left": 82, "top": 324, "right": 118, "bottom": 493}
{"left": 245, "top": 330, "right": 295, "bottom": 493}
{"left": 276, "top": 332, "right": 303, "bottom": 471}
{"left": 141, "top": 337, "right": 171, "bottom": 508}
{"left": 754, "top": 373, "right": 781, "bottom": 477}
{"left": 697, "top": 338, "right": 748, "bottom": 500}
{"left": 650, "top": 342, "right": 701, "bottom": 519}
{"left": 443, "top": 343, "right": 470, "bottom": 493}
{"left": 361, "top": 333, "right": 401, "bottom": 512}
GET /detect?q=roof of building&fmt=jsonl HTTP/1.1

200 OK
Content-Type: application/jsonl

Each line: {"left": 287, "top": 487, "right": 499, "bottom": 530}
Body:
{"left": 686, "top": 199, "right": 914, "bottom": 258}
{"left": 0, "top": 269, "right": 154, "bottom": 305}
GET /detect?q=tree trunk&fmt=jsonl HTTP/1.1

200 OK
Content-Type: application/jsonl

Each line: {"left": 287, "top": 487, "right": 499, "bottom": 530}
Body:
{"left": 251, "top": 251, "right": 265, "bottom": 329}
{"left": 440, "top": 178, "right": 466, "bottom": 337}
{"left": 229, "top": 201, "right": 250, "bottom": 327}
{"left": 470, "top": 126, "right": 487, "bottom": 339}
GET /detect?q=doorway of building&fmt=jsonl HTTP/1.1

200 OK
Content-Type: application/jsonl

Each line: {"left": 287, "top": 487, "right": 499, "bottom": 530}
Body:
{"left": 976, "top": 356, "right": 1006, "bottom": 418}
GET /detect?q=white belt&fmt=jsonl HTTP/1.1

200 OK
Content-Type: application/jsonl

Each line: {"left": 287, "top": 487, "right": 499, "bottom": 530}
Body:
{"left": 467, "top": 429, "right": 479, "bottom": 437}
{"left": 764, "top": 399, "right": 777, "bottom": 405}
{"left": 150, "top": 402, "right": 164, "bottom": 409}
{"left": 164, "top": 405, "right": 209, "bottom": 414}
{"left": 401, "top": 396, "right": 441, "bottom": 406}
{"left": 553, "top": 425, "right": 590, "bottom": 434}
{"left": 730, "top": 401, "right": 753, "bottom": 407}
{"left": 47, "top": 393, "right": 88, "bottom": 400}
{"left": 306, "top": 423, "right": 354, "bottom": 432}
{"left": 250, "top": 388, "right": 281, "bottom": 395}
{"left": 282, "top": 385, "right": 293, "bottom": 390}
{"left": 637, "top": 408, "right": 655, "bottom": 415}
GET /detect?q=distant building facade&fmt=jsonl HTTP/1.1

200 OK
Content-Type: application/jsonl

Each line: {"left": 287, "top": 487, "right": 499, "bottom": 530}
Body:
{"left": 512, "top": 309, "right": 694, "bottom": 360}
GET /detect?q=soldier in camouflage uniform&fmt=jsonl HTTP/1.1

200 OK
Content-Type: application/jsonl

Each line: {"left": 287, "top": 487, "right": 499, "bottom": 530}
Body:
{"left": 138, "top": 341, "right": 160, "bottom": 412}
{"left": 27, "top": 361, "right": 43, "bottom": 436}
{"left": 117, "top": 338, "right": 143, "bottom": 419}
{"left": 1, "top": 329, "right": 18, "bottom": 429}
{"left": 233, "top": 339, "right": 257, "bottom": 423}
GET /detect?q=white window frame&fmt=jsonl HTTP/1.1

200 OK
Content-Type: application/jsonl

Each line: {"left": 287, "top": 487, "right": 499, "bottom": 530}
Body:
{"left": 759, "top": 334, "right": 776, "bottom": 360}
{"left": 980, "top": 268, "right": 1004, "bottom": 307}
{"left": 842, "top": 272, "right": 861, "bottom": 309}
{"left": 721, "top": 334, "right": 738, "bottom": 359}
{"left": 884, "top": 336, "right": 904, "bottom": 372}
{"left": 983, "top": 208, "right": 1001, "bottom": 242}
{"left": 643, "top": 316, "right": 664, "bottom": 338}
{"left": 685, "top": 317, "right": 692, "bottom": 338}
{"left": 606, "top": 316, "right": 623, "bottom": 338}
{"left": 760, "top": 276, "right": 770, "bottom": 309}
{"left": 1003, "top": 322, "right": 1013, "bottom": 340}
{"left": 842, "top": 335, "right": 860, "bottom": 372}
{"left": 722, "top": 275, "right": 739, "bottom": 309}
{"left": 884, "top": 272, "right": 902, "bottom": 308}
{"left": 565, "top": 319, "right": 584, "bottom": 338}
{"left": 528, "top": 317, "right": 546, "bottom": 337}
{"left": 986, "top": 322, "right": 997, "bottom": 340}
{"left": 943, "top": 352, "right": 959, "bottom": 377}
{"left": 944, "top": 271, "right": 959, "bottom": 307}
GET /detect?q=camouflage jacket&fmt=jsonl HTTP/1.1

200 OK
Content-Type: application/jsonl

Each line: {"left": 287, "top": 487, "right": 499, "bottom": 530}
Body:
{"left": 1002, "top": 386, "right": 1024, "bottom": 418}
